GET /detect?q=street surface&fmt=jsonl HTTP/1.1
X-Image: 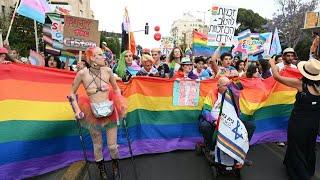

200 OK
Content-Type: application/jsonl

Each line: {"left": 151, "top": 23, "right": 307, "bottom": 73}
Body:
{"left": 31, "top": 143, "right": 320, "bottom": 180}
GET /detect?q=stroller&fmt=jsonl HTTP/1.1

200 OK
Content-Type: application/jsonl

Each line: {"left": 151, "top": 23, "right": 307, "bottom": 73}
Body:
{"left": 195, "top": 89, "right": 249, "bottom": 178}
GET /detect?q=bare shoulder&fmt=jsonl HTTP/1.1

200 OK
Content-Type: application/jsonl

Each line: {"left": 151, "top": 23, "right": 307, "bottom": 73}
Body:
{"left": 77, "top": 68, "right": 88, "bottom": 77}
{"left": 102, "top": 66, "right": 112, "bottom": 73}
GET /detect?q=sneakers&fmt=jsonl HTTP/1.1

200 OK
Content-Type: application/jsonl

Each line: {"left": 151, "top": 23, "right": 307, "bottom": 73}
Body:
{"left": 112, "top": 159, "right": 121, "bottom": 180}
{"left": 277, "top": 142, "right": 285, "bottom": 147}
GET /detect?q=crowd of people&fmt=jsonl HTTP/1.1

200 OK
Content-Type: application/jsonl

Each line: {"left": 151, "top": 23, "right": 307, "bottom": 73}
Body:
{"left": 1, "top": 39, "right": 320, "bottom": 180}
{"left": 0, "top": 41, "right": 304, "bottom": 82}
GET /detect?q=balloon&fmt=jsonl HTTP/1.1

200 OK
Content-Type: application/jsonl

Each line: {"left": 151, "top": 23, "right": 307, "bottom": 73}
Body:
{"left": 154, "top": 26, "right": 160, "bottom": 32}
{"left": 154, "top": 33, "right": 161, "bottom": 41}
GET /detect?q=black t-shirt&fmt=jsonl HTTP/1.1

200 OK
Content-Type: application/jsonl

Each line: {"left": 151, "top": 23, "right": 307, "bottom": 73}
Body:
{"left": 113, "top": 63, "right": 132, "bottom": 82}
{"left": 155, "top": 63, "right": 169, "bottom": 78}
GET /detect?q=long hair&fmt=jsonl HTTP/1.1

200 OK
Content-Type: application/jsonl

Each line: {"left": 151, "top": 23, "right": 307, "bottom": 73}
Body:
{"left": 235, "top": 60, "right": 245, "bottom": 71}
{"left": 302, "top": 77, "right": 320, "bottom": 87}
{"left": 168, "top": 47, "right": 183, "bottom": 63}
{"left": 115, "top": 50, "right": 129, "bottom": 78}
{"left": 45, "top": 55, "right": 62, "bottom": 69}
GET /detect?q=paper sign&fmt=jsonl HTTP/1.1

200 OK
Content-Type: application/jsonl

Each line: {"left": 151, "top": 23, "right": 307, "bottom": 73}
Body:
{"left": 208, "top": 4, "right": 238, "bottom": 47}
{"left": 63, "top": 15, "right": 100, "bottom": 51}
{"left": 173, "top": 80, "right": 200, "bottom": 106}
{"left": 304, "top": 12, "right": 319, "bottom": 29}
{"left": 232, "top": 30, "right": 272, "bottom": 60}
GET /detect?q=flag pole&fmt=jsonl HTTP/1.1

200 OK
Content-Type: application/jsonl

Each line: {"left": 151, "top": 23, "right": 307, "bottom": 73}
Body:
{"left": 0, "top": 29, "right": 3, "bottom": 47}
{"left": 5, "top": 0, "right": 20, "bottom": 43}
{"left": 78, "top": 50, "right": 82, "bottom": 63}
{"left": 34, "top": 20, "right": 39, "bottom": 53}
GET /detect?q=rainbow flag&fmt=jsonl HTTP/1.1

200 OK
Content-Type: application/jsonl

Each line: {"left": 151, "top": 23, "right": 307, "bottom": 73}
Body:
{"left": 1, "top": 64, "right": 319, "bottom": 179}
{"left": 192, "top": 31, "right": 229, "bottom": 57}
{"left": 239, "top": 68, "right": 311, "bottom": 144}
{"left": 17, "top": 0, "right": 51, "bottom": 23}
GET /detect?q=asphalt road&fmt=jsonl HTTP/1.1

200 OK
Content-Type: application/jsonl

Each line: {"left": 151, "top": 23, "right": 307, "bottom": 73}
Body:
{"left": 30, "top": 143, "right": 320, "bottom": 180}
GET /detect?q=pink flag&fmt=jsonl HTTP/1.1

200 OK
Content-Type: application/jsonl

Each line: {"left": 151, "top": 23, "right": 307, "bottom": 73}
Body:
{"left": 29, "top": 50, "right": 45, "bottom": 66}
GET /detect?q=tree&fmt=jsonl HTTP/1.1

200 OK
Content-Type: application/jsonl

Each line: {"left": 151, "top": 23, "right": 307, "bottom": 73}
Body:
{"left": 0, "top": 11, "right": 11, "bottom": 33}
{"left": 295, "top": 32, "right": 313, "bottom": 60}
{"left": 100, "top": 34, "right": 121, "bottom": 59}
{"left": 2, "top": 6, "right": 43, "bottom": 57}
{"left": 270, "top": 0, "right": 319, "bottom": 49}
{"left": 236, "top": 8, "right": 268, "bottom": 34}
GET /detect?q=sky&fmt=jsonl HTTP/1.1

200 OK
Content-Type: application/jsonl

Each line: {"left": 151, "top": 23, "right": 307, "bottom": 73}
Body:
{"left": 89, "top": 0, "right": 281, "bottom": 48}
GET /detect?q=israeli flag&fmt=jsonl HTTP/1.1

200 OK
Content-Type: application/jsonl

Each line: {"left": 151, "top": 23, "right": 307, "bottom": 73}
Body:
{"left": 215, "top": 95, "right": 249, "bottom": 165}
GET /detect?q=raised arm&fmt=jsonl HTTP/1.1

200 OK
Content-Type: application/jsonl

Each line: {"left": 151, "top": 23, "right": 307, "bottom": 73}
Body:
{"left": 210, "top": 46, "right": 221, "bottom": 76}
{"left": 269, "top": 57, "right": 302, "bottom": 91}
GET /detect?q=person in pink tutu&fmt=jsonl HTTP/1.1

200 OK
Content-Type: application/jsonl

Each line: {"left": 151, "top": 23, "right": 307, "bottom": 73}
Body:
{"left": 69, "top": 47, "right": 126, "bottom": 180}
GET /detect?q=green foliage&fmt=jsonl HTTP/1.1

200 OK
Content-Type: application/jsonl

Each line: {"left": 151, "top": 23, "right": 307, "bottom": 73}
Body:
{"left": 3, "top": 8, "right": 44, "bottom": 57}
{"left": 236, "top": 8, "right": 268, "bottom": 34}
{"left": 270, "top": 0, "right": 319, "bottom": 48}
{"left": 100, "top": 34, "right": 120, "bottom": 59}
{"left": 295, "top": 33, "right": 313, "bottom": 60}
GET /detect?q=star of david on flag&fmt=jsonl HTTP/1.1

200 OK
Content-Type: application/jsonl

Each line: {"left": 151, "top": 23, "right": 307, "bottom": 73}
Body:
{"left": 215, "top": 91, "right": 249, "bottom": 165}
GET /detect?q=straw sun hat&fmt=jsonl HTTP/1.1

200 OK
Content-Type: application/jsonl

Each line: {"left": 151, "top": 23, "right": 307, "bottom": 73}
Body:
{"left": 297, "top": 59, "right": 320, "bottom": 81}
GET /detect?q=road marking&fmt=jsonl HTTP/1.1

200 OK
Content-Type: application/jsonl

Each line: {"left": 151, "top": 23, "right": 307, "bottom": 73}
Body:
{"left": 61, "top": 160, "right": 86, "bottom": 180}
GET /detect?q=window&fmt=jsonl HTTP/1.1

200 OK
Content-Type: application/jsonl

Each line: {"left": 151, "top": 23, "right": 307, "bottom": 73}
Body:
{"left": 80, "top": 10, "right": 83, "bottom": 17}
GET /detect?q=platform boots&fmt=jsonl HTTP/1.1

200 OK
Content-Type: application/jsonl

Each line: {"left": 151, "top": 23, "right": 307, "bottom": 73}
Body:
{"left": 111, "top": 159, "right": 121, "bottom": 180}
{"left": 96, "top": 159, "right": 108, "bottom": 180}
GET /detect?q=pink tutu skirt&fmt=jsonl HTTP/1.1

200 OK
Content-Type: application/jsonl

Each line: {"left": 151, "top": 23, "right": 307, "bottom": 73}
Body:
{"left": 78, "top": 89, "right": 127, "bottom": 129}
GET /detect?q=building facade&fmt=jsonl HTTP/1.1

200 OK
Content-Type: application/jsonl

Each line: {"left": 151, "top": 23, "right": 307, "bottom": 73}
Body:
{"left": 170, "top": 12, "right": 208, "bottom": 48}
{"left": 0, "top": 0, "right": 16, "bottom": 17}
{"left": 0, "top": 0, "right": 94, "bottom": 19}
{"left": 50, "top": 0, "right": 94, "bottom": 19}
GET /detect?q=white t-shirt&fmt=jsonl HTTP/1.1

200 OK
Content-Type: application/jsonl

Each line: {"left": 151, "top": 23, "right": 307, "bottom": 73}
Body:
{"left": 276, "top": 62, "right": 297, "bottom": 71}
{"left": 211, "top": 93, "right": 222, "bottom": 121}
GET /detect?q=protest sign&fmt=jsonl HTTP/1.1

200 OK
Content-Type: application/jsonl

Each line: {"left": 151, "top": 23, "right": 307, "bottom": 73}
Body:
{"left": 208, "top": 4, "right": 238, "bottom": 47}
{"left": 161, "top": 36, "right": 174, "bottom": 55}
{"left": 232, "top": 29, "right": 272, "bottom": 60}
{"left": 173, "top": 80, "right": 200, "bottom": 106}
{"left": 63, "top": 15, "right": 100, "bottom": 51}
{"left": 50, "top": 14, "right": 64, "bottom": 43}
{"left": 49, "top": 4, "right": 71, "bottom": 15}
{"left": 304, "top": 12, "right": 320, "bottom": 29}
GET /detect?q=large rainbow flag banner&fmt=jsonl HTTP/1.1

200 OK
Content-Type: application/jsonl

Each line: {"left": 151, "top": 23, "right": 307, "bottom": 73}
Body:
{"left": 0, "top": 64, "right": 319, "bottom": 179}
